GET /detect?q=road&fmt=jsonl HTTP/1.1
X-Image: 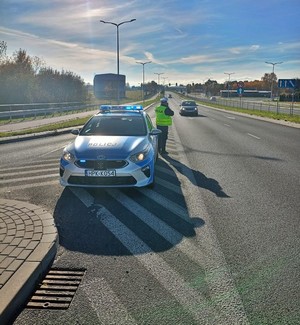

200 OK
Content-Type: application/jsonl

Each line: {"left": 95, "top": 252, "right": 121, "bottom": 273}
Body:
{"left": 1, "top": 96, "right": 299, "bottom": 324}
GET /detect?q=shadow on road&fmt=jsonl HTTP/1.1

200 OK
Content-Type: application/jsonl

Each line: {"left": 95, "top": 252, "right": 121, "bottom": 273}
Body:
{"left": 54, "top": 159, "right": 205, "bottom": 256}
{"left": 162, "top": 155, "right": 230, "bottom": 198}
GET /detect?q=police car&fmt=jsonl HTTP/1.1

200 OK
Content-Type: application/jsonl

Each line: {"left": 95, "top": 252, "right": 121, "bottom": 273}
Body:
{"left": 59, "top": 105, "right": 161, "bottom": 188}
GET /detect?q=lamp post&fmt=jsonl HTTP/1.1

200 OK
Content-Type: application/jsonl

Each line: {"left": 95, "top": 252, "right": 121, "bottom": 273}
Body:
{"left": 136, "top": 61, "right": 151, "bottom": 102}
{"left": 154, "top": 72, "right": 164, "bottom": 96}
{"left": 265, "top": 61, "right": 283, "bottom": 100}
{"left": 224, "top": 72, "right": 235, "bottom": 98}
{"left": 100, "top": 18, "right": 136, "bottom": 102}
{"left": 161, "top": 76, "right": 168, "bottom": 85}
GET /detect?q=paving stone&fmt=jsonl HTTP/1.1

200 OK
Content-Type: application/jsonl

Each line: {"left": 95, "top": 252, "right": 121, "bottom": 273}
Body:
{"left": 0, "top": 198, "right": 58, "bottom": 324}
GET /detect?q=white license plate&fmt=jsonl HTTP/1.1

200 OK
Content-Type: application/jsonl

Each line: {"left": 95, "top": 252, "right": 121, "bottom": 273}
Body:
{"left": 85, "top": 170, "right": 116, "bottom": 177}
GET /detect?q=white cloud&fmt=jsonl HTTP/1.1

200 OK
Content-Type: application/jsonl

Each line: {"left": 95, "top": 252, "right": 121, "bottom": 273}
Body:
{"left": 1, "top": 0, "right": 299, "bottom": 86}
{"left": 250, "top": 45, "right": 260, "bottom": 51}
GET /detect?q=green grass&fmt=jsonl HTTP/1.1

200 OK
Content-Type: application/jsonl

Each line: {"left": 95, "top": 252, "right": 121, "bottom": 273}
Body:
{"left": 203, "top": 102, "right": 300, "bottom": 124}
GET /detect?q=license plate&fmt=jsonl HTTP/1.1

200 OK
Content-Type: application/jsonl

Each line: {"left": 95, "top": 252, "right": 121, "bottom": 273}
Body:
{"left": 85, "top": 170, "right": 116, "bottom": 177}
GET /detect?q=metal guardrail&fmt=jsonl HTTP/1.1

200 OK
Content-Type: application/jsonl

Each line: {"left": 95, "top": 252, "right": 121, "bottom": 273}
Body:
{"left": 187, "top": 95, "right": 300, "bottom": 116}
{"left": 0, "top": 103, "right": 97, "bottom": 121}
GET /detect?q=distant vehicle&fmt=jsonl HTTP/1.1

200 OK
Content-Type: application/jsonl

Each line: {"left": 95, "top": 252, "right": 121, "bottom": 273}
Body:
{"left": 179, "top": 100, "right": 198, "bottom": 116}
{"left": 210, "top": 96, "right": 217, "bottom": 101}
{"left": 168, "top": 94, "right": 172, "bottom": 98}
{"left": 60, "top": 105, "right": 161, "bottom": 188}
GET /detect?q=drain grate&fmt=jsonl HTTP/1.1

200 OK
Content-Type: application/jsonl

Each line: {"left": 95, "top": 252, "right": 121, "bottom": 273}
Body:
{"left": 26, "top": 268, "right": 86, "bottom": 309}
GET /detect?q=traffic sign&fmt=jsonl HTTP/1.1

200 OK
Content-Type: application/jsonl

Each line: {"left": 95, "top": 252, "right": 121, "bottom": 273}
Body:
{"left": 278, "top": 79, "right": 296, "bottom": 88}
{"left": 237, "top": 81, "right": 244, "bottom": 88}
{"left": 237, "top": 87, "right": 244, "bottom": 95}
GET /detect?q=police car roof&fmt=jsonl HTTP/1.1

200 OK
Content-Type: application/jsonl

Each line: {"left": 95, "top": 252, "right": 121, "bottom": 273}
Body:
{"left": 98, "top": 104, "right": 143, "bottom": 114}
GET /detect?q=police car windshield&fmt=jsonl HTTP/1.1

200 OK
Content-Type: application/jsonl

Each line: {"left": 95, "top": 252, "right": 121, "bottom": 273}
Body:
{"left": 80, "top": 115, "right": 147, "bottom": 136}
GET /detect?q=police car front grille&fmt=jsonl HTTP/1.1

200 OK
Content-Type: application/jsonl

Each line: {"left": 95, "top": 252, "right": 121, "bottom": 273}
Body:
{"left": 68, "top": 176, "right": 137, "bottom": 186}
{"left": 75, "top": 160, "right": 128, "bottom": 169}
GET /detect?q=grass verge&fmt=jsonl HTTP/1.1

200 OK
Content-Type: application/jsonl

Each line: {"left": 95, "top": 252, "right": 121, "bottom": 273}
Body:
{"left": 203, "top": 102, "right": 300, "bottom": 124}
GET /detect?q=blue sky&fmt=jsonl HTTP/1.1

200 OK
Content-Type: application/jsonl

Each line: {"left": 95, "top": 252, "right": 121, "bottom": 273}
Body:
{"left": 0, "top": 0, "right": 299, "bottom": 86}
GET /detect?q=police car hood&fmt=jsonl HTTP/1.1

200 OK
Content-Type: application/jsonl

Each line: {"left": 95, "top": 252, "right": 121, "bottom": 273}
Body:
{"left": 70, "top": 135, "right": 149, "bottom": 159}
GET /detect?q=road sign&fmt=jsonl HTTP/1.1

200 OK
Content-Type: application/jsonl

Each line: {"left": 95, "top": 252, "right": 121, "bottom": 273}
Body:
{"left": 238, "top": 81, "right": 244, "bottom": 88}
{"left": 237, "top": 87, "right": 244, "bottom": 95}
{"left": 278, "top": 79, "right": 296, "bottom": 88}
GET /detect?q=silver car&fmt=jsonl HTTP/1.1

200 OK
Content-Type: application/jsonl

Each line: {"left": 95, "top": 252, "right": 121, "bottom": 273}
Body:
{"left": 179, "top": 100, "right": 198, "bottom": 116}
{"left": 60, "top": 105, "right": 161, "bottom": 188}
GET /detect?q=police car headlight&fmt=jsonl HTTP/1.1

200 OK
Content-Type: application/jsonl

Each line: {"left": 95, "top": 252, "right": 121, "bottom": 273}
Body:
{"left": 62, "top": 151, "right": 76, "bottom": 162}
{"left": 130, "top": 146, "right": 151, "bottom": 163}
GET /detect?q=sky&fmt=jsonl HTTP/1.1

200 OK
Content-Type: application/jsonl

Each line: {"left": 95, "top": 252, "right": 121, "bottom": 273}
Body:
{"left": 0, "top": 0, "right": 300, "bottom": 87}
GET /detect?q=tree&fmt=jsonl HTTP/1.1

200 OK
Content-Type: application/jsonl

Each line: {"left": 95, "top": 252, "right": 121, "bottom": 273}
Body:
{"left": 261, "top": 72, "right": 278, "bottom": 96}
{"left": 0, "top": 45, "right": 89, "bottom": 104}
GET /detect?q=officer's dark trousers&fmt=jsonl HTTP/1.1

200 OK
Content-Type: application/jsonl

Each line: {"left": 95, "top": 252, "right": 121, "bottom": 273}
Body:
{"left": 157, "top": 125, "right": 168, "bottom": 152}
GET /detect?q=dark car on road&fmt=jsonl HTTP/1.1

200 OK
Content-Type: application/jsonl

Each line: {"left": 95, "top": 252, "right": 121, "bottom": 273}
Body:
{"left": 179, "top": 100, "right": 198, "bottom": 116}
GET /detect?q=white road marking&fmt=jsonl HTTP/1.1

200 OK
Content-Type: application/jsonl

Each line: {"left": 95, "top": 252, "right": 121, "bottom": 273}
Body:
{"left": 71, "top": 187, "right": 216, "bottom": 323}
{"left": 0, "top": 180, "right": 59, "bottom": 192}
{"left": 0, "top": 173, "right": 58, "bottom": 184}
{"left": 0, "top": 160, "right": 58, "bottom": 171}
{"left": 68, "top": 133, "right": 249, "bottom": 324}
{"left": 96, "top": 205, "right": 215, "bottom": 323}
{"left": 137, "top": 188, "right": 191, "bottom": 222}
{"left": 247, "top": 133, "right": 261, "bottom": 140}
{"left": 0, "top": 167, "right": 58, "bottom": 177}
{"left": 155, "top": 178, "right": 183, "bottom": 194}
{"left": 224, "top": 123, "right": 231, "bottom": 127}
{"left": 225, "top": 116, "right": 236, "bottom": 120}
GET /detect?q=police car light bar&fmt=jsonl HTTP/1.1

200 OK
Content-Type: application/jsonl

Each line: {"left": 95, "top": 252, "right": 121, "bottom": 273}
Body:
{"left": 100, "top": 105, "right": 143, "bottom": 112}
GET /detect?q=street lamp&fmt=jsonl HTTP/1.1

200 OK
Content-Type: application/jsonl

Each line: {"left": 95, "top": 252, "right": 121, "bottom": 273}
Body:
{"left": 100, "top": 18, "right": 136, "bottom": 102}
{"left": 161, "top": 76, "right": 168, "bottom": 85}
{"left": 154, "top": 72, "right": 164, "bottom": 85}
{"left": 136, "top": 61, "right": 151, "bottom": 102}
{"left": 224, "top": 72, "right": 235, "bottom": 98}
{"left": 265, "top": 61, "right": 283, "bottom": 100}
{"left": 154, "top": 72, "right": 164, "bottom": 96}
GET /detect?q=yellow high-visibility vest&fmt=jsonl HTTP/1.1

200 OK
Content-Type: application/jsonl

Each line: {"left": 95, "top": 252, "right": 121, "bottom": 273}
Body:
{"left": 155, "top": 105, "right": 172, "bottom": 126}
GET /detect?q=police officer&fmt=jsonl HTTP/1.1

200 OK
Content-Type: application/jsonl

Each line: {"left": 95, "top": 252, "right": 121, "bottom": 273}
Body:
{"left": 155, "top": 97, "right": 174, "bottom": 154}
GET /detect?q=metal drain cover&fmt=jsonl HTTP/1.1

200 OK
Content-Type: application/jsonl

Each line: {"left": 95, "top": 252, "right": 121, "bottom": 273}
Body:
{"left": 26, "top": 268, "right": 86, "bottom": 309}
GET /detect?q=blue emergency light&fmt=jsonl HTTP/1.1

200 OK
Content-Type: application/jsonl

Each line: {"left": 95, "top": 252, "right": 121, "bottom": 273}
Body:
{"left": 100, "top": 105, "right": 143, "bottom": 112}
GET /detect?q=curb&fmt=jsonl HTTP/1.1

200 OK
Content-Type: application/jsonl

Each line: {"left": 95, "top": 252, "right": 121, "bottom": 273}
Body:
{"left": 0, "top": 199, "right": 58, "bottom": 324}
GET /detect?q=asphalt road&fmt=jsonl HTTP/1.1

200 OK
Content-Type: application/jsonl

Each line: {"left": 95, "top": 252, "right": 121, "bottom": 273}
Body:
{"left": 1, "top": 97, "right": 299, "bottom": 324}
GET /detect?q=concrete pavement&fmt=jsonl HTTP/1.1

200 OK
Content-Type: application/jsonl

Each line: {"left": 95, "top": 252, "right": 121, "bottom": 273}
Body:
{"left": 0, "top": 199, "right": 58, "bottom": 324}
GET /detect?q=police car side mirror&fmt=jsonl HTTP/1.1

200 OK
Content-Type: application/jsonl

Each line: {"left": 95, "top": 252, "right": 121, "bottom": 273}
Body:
{"left": 150, "top": 129, "right": 162, "bottom": 135}
{"left": 71, "top": 129, "right": 80, "bottom": 135}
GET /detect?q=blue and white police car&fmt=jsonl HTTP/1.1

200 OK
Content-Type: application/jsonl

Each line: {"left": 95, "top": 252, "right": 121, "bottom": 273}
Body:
{"left": 60, "top": 105, "right": 161, "bottom": 188}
